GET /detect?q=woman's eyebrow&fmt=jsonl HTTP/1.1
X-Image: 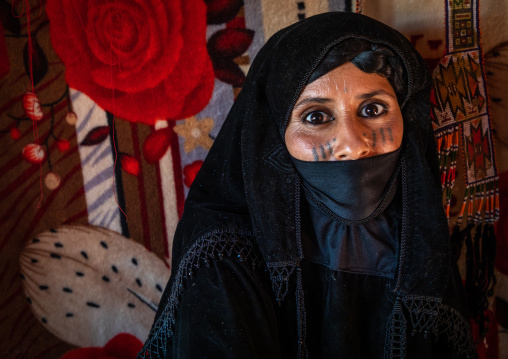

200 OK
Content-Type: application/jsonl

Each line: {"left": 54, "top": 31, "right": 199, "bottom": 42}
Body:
{"left": 357, "top": 89, "right": 396, "bottom": 100}
{"left": 294, "top": 97, "right": 332, "bottom": 108}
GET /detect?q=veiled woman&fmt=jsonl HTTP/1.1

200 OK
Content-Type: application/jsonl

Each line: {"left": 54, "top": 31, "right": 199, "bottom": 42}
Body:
{"left": 138, "top": 12, "right": 476, "bottom": 359}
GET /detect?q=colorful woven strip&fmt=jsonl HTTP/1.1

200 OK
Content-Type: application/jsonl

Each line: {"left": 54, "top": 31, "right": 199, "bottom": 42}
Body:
{"left": 432, "top": 0, "right": 499, "bottom": 339}
{"left": 431, "top": 0, "right": 499, "bottom": 226}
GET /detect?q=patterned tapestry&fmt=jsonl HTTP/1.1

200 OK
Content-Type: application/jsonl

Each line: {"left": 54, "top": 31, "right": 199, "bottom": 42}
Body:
{"left": 429, "top": 1, "right": 500, "bottom": 356}
{"left": 0, "top": 0, "right": 506, "bottom": 358}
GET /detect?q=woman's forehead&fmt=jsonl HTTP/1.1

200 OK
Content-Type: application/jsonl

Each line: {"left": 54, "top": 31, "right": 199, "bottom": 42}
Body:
{"left": 301, "top": 63, "right": 396, "bottom": 95}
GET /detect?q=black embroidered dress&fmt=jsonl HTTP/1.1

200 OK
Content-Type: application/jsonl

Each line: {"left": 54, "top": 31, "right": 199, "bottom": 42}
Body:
{"left": 138, "top": 12, "right": 477, "bottom": 359}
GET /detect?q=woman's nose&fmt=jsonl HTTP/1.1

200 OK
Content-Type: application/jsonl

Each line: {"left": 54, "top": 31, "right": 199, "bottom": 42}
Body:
{"left": 331, "top": 121, "right": 371, "bottom": 161}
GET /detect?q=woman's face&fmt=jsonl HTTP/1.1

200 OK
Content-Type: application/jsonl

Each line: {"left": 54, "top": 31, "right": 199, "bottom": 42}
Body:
{"left": 285, "top": 62, "right": 403, "bottom": 161}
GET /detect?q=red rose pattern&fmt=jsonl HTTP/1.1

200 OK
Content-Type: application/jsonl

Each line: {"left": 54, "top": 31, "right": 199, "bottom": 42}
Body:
{"left": 45, "top": 0, "right": 214, "bottom": 124}
{"left": 142, "top": 128, "right": 172, "bottom": 164}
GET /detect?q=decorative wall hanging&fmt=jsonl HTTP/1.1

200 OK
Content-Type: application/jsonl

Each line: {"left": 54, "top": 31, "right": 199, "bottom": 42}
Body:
{"left": 431, "top": 0, "right": 498, "bottom": 339}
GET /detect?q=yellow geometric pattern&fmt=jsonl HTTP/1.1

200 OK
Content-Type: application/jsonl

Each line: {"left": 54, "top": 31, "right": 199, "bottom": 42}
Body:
{"left": 431, "top": 51, "right": 487, "bottom": 128}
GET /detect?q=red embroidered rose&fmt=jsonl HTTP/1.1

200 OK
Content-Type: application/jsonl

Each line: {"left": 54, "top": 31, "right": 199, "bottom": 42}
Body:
{"left": 46, "top": 0, "right": 214, "bottom": 124}
{"left": 60, "top": 333, "right": 143, "bottom": 359}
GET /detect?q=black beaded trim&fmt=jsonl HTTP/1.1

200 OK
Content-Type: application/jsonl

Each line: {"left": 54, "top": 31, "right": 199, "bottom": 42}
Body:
{"left": 384, "top": 295, "right": 477, "bottom": 359}
{"left": 137, "top": 229, "right": 262, "bottom": 359}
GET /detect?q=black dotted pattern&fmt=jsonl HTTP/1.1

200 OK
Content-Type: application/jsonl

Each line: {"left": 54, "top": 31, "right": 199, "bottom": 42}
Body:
{"left": 26, "top": 232, "right": 168, "bottom": 331}
{"left": 297, "top": 2, "right": 306, "bottom": 20}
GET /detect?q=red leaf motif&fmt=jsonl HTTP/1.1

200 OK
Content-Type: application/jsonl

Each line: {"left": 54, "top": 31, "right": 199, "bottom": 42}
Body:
{"left": 121, "top": 154, "right": 140, "bottom": 176}
{"left": 143, "top": 128, "right": 171, "bottom": 164}
{"left": 205, "top": 0, "right": 243, "bottom": 25}
{"left": 23, "top": 36, "right": 49, "bottom": 86}
{"left": 207, "top": 28, "right": 254, "bottom": 60}
{"left": 213, "top": 60, "right": 246, "bottom": 87}
{"left": 80, "top": 126, "right": 110, "bottom": 146}
{"left": 183, "top": 160, "right": 204, "bottom": 187}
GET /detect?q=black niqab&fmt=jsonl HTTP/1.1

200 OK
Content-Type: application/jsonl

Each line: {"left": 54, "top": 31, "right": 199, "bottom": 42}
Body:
{"left": 291, "top": 147, "right": 401, "bottom": 221}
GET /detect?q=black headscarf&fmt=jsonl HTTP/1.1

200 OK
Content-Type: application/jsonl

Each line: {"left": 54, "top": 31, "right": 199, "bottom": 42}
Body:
{"left": 141, "top": 11, "right": 471, "bottom": 359}
{"left": 180, "top": 11, "right": 449, "bottom": 297}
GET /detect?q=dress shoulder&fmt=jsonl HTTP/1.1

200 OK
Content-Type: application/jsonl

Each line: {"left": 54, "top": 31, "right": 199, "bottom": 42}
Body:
{"left": 137, "top": 230, "right": 279, "bottom": 359}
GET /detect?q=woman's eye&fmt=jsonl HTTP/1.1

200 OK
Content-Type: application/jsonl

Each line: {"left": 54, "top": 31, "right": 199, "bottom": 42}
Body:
{"left": 359, "top": 103, "right": 387, "bottom": 118}
{"left": 303, "top": 111, "right": 334, "bottom": 124}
